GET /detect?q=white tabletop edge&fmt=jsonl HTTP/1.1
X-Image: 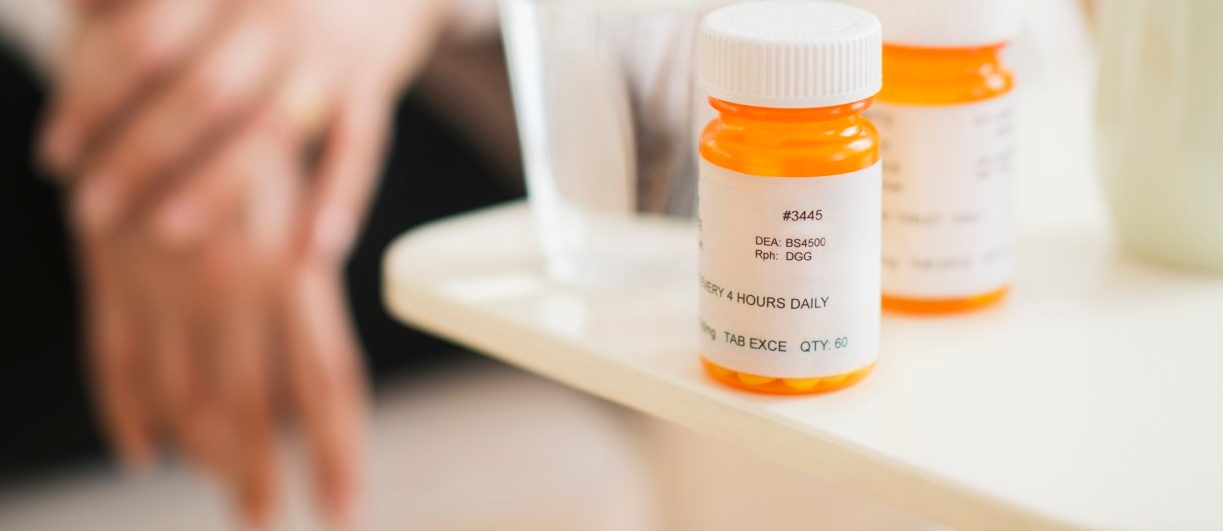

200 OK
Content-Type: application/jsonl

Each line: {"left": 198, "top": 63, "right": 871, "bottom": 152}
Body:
{"left": 383, "top": 206, "right": 1099, "bottom": 531}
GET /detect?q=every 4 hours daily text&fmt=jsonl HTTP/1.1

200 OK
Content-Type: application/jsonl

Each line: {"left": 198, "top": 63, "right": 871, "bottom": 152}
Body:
{"left": 700, "top": 276, "right": 830, "bottom": 310}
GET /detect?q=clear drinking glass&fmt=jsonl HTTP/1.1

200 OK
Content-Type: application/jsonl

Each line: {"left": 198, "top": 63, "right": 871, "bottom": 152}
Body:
{"left": 501, "top": 0, "right": 721, "bottom": 287}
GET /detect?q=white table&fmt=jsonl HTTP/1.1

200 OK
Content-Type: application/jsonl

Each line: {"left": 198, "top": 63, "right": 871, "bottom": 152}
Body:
{"left": 385, "top": 199, "right": 1223, "bottom": 531}
{"left": 383, "top": 68, "right": 1223, "bottom": 531}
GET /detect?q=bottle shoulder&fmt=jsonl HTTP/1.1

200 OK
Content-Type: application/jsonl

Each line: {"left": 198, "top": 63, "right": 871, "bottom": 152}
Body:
{"left": 877, "top": 71, "right": 1014, "bottom": 105}
{"left": 699, "top": 116, "right": 880, "bottom": 178}
{"left": 878, "top": 45, "right": 1014, "bottom": 105}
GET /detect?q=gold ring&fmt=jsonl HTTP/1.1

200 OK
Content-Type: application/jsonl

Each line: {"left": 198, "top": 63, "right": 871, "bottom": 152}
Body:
{"left": 276, "top": 73, "right": 330, "bottom": 139}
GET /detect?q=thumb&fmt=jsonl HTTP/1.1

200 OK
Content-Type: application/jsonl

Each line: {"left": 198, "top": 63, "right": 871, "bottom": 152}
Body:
{"left": 306, "top": 90, "right": 392, "bottom": 263}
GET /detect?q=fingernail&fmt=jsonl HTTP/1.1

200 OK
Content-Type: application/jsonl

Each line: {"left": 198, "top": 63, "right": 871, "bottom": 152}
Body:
{"left": 40, "top": 122, "right": 78, "bottom": 176}
{"left": 155, "top": 200, "right": 202, "bottom": 248}
{"left": 312, "top": 208, "right": 357, "bottom": 260}
{"left": 323, "top": 476, "right": 357, "bottom": 531}
{"left": 242, "top": 492, "right": 274, "bottom": 531}
{"left": 117, "top": 444, "right": 155, "bottom": 475}
{"left": 73, "top": 177, "right": 120, "bottom": 235}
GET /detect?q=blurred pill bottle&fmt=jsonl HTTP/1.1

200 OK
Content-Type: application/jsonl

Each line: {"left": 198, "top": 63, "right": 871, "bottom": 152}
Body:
{"left": 853, "top": 0, "right": 1020, "bottom": 313}
{"left": 1094, "top": 1, "right": 1223, "bottom": 272}
{"left": 696, "top": 1, "right": 882, "bottom": 394}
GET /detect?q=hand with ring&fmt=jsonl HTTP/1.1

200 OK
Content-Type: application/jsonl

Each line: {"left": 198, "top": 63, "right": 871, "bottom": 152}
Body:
{"left": 38, "top": 0, "right": 455, "bottom": 526}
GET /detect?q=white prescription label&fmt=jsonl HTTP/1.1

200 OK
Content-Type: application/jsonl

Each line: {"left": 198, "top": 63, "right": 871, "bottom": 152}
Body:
{"left": 698, "top": 161, "right": 880, "bottom": 378}
{"left": 870, "top": 96, "right": 1016, "bottom": 299}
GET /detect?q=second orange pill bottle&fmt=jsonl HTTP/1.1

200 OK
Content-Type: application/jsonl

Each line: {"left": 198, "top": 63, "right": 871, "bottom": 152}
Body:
{"left": 857, "top": 0, "right": 1019, "bottom": 314}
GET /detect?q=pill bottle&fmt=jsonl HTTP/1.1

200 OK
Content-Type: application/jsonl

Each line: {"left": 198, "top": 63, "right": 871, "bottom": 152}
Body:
{"left": 853, "top": 0, "right": 1019, "bottom": 313}
{"left": 696, "top": 1, "right": 882, "bottom": 394}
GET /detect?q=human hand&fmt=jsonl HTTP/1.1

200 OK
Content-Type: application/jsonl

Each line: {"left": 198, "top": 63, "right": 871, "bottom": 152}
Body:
{"left": 77, "top": 116, "right": 370, "bottom": 528}
{"left": 41, "top": 0, "right": 445, "bottom": 255}
{"left": 40, "top": 0, "right": 453, "bottom": 526}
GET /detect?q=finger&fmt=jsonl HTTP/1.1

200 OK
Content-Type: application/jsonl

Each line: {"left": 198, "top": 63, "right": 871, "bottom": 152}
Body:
{"left": 281, "top": 262, "right": 367, "bottom": 529}
{"left": 200, "top": 232, "right": 280, "bottom": 529}
{"left": 146, "top": 109, "right": 296, "bottom": 249}
{"left": 42, "top": 0, "right": 220, "bottom": 175}
{"left": 180, "top": 252, "right": 232, "bottom": 477}
{"left": 199, "top": 127, "right": 301, "bottom": 527}
{"left": 140, "top": 246, "right": 207, "bottom": 466}
{"left": 69, "top": 7, "right": 285, "bottom": 236}
{"left": 80, "top": 236, "right": 156, "bottom": 470}
{"left": 304, "top": 90, "right": 392, "bottom": 262}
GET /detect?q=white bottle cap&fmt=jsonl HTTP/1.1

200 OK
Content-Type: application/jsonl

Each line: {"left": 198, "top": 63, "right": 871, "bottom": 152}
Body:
{"left": 698, "top": 1, "right": 882, "bottom": 109}
{"left": 849, "top": 0, "right": 1020, "bottom": 48}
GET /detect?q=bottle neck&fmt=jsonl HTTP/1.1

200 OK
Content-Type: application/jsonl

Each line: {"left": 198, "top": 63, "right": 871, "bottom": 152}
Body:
{"left": 710, "top": 97, "right": 872, "bottom": 126}
{"left": 878, "top": 43, "right": 1013, "bottom": 104}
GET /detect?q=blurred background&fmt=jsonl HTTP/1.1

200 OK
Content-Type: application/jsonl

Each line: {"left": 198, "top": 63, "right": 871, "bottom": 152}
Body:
{"left": 0, "top": 0, "right": 1204, "bottom": 529}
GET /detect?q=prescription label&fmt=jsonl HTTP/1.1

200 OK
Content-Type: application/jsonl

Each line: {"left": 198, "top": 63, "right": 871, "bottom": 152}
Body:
{"left": 869, "top": 95, "right": 1016, "bottom": 299}
{"left": 698, "top": 161, "right": 880, "bottom": 378}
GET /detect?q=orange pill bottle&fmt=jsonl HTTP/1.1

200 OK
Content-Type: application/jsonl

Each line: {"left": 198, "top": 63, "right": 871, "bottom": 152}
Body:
{"left": 854, "top": 0, "right": 1019, "bottom": 313}
{"left": 696, "top": 1, "right": 882, "bottom": 395}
